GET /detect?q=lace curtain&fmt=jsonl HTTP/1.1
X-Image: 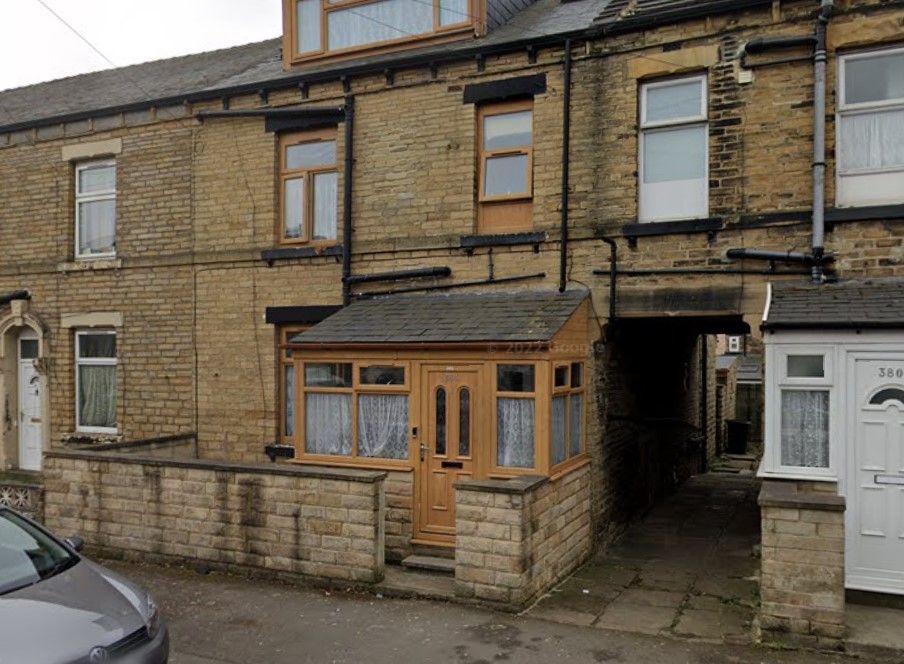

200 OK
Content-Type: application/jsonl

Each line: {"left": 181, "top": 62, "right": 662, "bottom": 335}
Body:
{"left": 839, "top": 109, "right": 904, "bottom": 173}
{"left": 305, "top": 393, "right": 352, "bottom": 455}
{"left": 551, "top": 396, "right": 567, "bottom": 466}
{"left": 497, "top": 398, "right": 534, "bottom": 468}
{"left": 358, "top": 394, "right": 408, "bottom": 460}
{"left": 78, "top": 365, "right": 116, "bottom": 428}
{"left": 780, "top": 390, "right": 829, "bottom": 468}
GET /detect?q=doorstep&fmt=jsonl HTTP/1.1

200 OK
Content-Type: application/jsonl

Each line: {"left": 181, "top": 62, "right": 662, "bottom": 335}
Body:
{"left": 375, "top": 565, "right": 456, "bottom": 602}
{"left": 846, "top": 603, "right": 904, "bottom": 660}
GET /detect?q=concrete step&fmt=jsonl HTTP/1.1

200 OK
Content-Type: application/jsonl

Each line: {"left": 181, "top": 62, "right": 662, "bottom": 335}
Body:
{"left": 401, "top": 555, "right": 455, "bottom": 575}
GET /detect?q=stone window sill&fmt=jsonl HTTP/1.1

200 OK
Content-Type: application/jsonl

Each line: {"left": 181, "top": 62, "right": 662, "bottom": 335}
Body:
{"left": 622, "top": 217, "right": 723, "bottom": 239}
{"left": 459, "top": 231, "right": 546, "bottom": 251}
{"left": 261, "top": 244, "right": 343, "bottom": 265}
{"left": 62, "top": 432, "right": 123, "bottom": 446}
{"left": 57, "top": 258, "right": 122, "bottom": 272}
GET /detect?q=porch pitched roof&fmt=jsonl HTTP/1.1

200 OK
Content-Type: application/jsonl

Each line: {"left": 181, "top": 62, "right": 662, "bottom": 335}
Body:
{"left": 763, "top": 278, "right": 904, "bottom": 331}
{"left": 289, "top": 289, "right": 589, "bottom": 345}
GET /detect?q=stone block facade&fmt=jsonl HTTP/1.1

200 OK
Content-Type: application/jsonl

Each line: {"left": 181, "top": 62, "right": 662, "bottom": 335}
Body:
{"left": 43, "top": 451, "right": 386, "bottom": 584}
{"left": 758, "top": 480, "right": 847, "bottom": 650}
{"left": 455, "top": 463, "right": 592, "bottom": 610}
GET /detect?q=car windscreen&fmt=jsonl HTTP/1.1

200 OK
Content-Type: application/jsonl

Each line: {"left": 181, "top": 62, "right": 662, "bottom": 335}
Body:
{"left": 0, "top": 511, "right": 76, "bottom": 595}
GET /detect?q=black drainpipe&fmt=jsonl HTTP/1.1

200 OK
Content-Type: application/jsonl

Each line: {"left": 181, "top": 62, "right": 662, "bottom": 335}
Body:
{"left": 700, "top": 335, "right": 708, "bottom": 473}
{"left": 342, "top": 96, "right": 355, "bottom": 305}
{"left": 558, "top": 38, "right": 573, "bottom": 293}
{"left": 599, "top": 237, "right": 617, "bottom": 331}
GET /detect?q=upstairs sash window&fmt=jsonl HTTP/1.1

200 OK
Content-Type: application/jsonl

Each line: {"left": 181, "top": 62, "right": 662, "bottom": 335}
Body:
{"left": 280, "top": 130, "right": 338, "bottom": 244}
{"left": 75, "top": 160, "right": 117, "bottom": 259}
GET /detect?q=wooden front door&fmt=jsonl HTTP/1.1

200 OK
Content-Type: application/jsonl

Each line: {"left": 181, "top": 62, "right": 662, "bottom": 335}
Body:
{"left": 416, "top": 365, "right": 480, "bottom": 543}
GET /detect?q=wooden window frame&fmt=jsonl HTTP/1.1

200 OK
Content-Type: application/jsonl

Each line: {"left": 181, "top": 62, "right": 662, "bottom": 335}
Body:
{"left": 490, "top": 361, "right": 541, "bottom": 476}
{"left": 74, "top": 159, "right": 117, "bottom": 260}
{"left": 549, "top": 361, "right": 587, "bottom": 473}
{"left": 278, "top": 129, "right": 339, "bottom": 246}
{"left": 284, "top": 0, "right": 481, "bottom": 66}
{"left": 477, "top": 99, "right": 534, "bottom": 203}
{"left": 277, "top": 326, "right": 309, "bottom": 445}
{"left": 74, "top": 329, "right": 118, "bottom": 435}
{"left": 295, "top": 359, "right": 412, "bottom": 468}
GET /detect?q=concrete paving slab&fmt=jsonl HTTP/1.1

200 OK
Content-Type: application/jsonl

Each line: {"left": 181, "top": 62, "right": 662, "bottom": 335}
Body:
{"left": 610, "top": 588, "right": 685, "bottom": 609}
{"left": 526, "top": 604, "right": 598, "bottom": 627}
{"left": 541, "top": 578, "right": 624, "bottom": 614}
{"left": 687, "top": 594, "right": 722, "bottom": 611}
{"left": 847, "top": 603, "right": 904, "bottom": 653}
{"left": 570, "top": 561, "right": 639, "bottom": 587}
{"left": 595, "top": 604, "right": 676, "bottom": 636}
{"left": 673, "top": 609, "right": 721, "bottom": 640}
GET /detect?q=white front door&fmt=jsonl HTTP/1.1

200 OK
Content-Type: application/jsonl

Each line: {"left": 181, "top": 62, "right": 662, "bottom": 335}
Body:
{"left": 847, "top": 356, "right": 904, "bottom": 594}
{"left": 17, "top": 332, "right": 42, "bottom": 472}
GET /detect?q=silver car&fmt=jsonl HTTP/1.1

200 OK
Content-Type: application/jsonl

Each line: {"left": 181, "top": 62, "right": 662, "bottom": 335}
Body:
{"left": 0, "top": 507, "right": 168, "bottom": 664}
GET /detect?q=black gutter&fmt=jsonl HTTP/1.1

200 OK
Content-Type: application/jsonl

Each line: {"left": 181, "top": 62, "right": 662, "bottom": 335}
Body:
{"left": 196, "top": 107, "right": 344, "bottom": 120}
{"left": 344, "top": 266, "right": 451, "bottom": 285}
{"left": 558, "top": 38, "right": 573, "bottom": 294}
{"left": 354, "top": 272, "right": 546, "bottom": 299}
{"left": 342, "top": 96, "right": 355, "bottom": 305}
{"left": 763, "top": 321, "right": 904, "bottom": 331}
{"left": 700, "top": 336, "right": 708, "bottom": 474}
{"left": 0, "top": 290, "right": 30, "bottom": 306}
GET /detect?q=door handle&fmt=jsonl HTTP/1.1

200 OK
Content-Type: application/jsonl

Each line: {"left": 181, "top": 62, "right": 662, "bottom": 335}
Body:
{"left": 419, "top": 443, "right": 427, "bottom": 461}
{"left": 441, "top": 460, "right": 464, "bottom": 469}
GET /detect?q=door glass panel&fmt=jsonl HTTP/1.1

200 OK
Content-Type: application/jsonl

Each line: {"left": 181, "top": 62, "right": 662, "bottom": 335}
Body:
{"left": 459, "top": 388, "right": 470, "bottom": 456}
{"left": 19, "top": 339, "right": 38, "bottom": 360}
{"left": 435, "top": 387, "right": 446, "bottom": 455}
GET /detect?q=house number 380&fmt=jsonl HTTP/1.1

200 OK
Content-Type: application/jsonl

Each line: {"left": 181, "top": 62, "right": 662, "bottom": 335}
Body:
{"left": 878, "top": 367, "right": 904, "bottom": 378}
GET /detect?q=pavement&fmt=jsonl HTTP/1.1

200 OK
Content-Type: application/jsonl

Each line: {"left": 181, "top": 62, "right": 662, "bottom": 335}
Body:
{"left": 527, "top": 473, "right": 761, "bottom": 645}
{"left": 109, "top": 559, "right": 858, "bottom": 664}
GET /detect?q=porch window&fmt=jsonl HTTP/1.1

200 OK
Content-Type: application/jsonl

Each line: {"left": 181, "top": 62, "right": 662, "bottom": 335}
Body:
{"left": 279, "top": 130, "right": 338, "bottom": 245}
{"left": 639, "top": 75, "right": 708, "bottom": 222}
{"left": 75, "top": 160, "right": 117, "bottom": 259}
{"left": 477, "top": 100, "right": 534, "bottom": 234}
{"left": 278, "top": 326, "right": 308, "bottom": 444}
{"left": 780, "top": 390, "right": 829, "bottom": 468}
{"left": 75, "top": 330, "right": 117, "bottom": 433}
{"left": 837, "top": 46, "right": 904, "bottom": 207}
{"left": 495, "top": 364, "right": 535, "bottom": 469}
{"left": 300, "top": 361, "right": 409, "bottom": 462}
{"left": 288, "top": 0, "right": 476, "bottom": 63}
{"left": 551, "top": 362, "right": 585, "bottom": 467}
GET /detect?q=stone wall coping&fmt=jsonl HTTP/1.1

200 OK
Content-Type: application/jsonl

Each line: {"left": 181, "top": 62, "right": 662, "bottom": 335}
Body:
{"left": 44, "top": 450, "right": 387, "bottom": 483}
{"left": 66, "top": 433, "right": 196, "bottom": 453}
{"left": 455, "top": 475, "right": 548, "bottom": 495}
{"left": 758, "top": 480, "right": 846, "bottom": 512}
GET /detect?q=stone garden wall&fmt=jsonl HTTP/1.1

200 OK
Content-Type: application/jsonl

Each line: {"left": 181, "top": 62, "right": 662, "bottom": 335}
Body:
{"left": 43, "top": 450, "right": 386, "bottom": 584}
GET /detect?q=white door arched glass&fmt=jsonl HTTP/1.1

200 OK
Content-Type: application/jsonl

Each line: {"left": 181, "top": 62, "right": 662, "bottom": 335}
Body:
{"left": 848, "top": 357, "right": 904, "bottom": 595}
{"left": 17, "top": 330, "right": 42, "bottom": 471}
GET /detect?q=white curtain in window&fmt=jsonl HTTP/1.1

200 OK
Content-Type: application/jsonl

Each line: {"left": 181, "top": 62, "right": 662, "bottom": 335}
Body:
{"left": 313, "top": 172, "right": 338, "bottom": 240}
{"left": 551, "top": 396, "right": 567, "bottom": 466}
{"left": 497, "top": 398, "right": 534, "bottom": 468}
{"left": 328, "top": 0, "right": 433, "bottom": 50}
{"left": 780, "top": 390, "right": 829, "bottom": 468}
{"left": 358, "top": 394, "right": 408, "bottom": 459}
{"left": 78, "top": 365, "right": 116, "bottom": 428}
{"left": 78, "top": 199, "right": 116, "bottom": 254}
{"left": 570, "top": 394, "right": 583, "bottom": 457}
{"left": 305, "top": 393, "right": 352, "bottom": 455}
{"left": 838, "top": 109, "right": 904, "bottom": 173}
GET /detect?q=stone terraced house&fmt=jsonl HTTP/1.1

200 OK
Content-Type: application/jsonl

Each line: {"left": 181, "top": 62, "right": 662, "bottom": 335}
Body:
{"left": 0, "top": 0, "right": 903, "bottom": 647}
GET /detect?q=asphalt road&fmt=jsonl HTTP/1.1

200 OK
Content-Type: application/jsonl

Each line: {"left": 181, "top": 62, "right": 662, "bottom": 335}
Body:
{"left": 106, "top": 560, "right": 856, "bottom": 664}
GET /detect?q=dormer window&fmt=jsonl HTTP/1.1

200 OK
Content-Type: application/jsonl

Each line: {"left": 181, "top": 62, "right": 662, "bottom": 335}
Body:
{"left": 285, "top": 0, "right": 482, "bottom": 65}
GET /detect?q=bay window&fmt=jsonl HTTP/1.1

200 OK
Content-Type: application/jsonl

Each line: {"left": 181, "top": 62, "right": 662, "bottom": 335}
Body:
{"left": 477, "top": 99, "right": 534, "bottom": 234}
{"left": 75, "top": 330, "right": 117, "bottom": 433}
{"left": 639, "top": 75, "right": 708, "bottom": 222}
{"left": 279, "top": 130, "right": 338, "bottom": 245}
{"left": 299, "top": 361, "right": 409, "bottom": 462}
{"left": 551, "top": 362, "right": 585, "bottom": 467}
{"left": 837, "top": 46, "right": 904, "bottom": 207}
{"left": 75, "top": 160, "right": 116, "bottom": 259}
{"left": 288, "top": 0, "right": 477, "bottom": 62}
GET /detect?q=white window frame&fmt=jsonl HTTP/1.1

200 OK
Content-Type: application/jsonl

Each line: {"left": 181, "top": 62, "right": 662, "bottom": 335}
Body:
{"left": 727, "top": 336, "right": 742, "bottom": 354}
{"left": 75, "top": 159, "right": 117, "bottom": 260}
{"left": 836, "top": 45, "right": 904, "bottom": 207}
{"left": 75, "top": 329, "right": 118, "bottom": 434}
{"left": 638, "top": 74, "right": 709, "bottom": 222}
{"left": 762, "top": 344, "right": 838, "bottom": 480}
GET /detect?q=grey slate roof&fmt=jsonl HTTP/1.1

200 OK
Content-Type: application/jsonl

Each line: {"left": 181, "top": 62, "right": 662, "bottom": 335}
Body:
{"left": 763, "top": 278, "right": 904, "bottom": 330}
{"left": 595, "top": 0, "right": 772, "bottom": 32}
{"left": 289, "top": 289, "right": 589, "bottom": 344}
{"left": 0, "top": 0, "right": 612, "bottom": 131}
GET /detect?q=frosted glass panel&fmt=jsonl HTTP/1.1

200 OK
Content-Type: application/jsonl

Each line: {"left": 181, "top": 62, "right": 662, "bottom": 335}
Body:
{"left": 483, "top": 111, "right": 532, "bottom": 150}
{"left": 283, "top": 177, "right": 304, "bottom": 239}
{"left": 780, "top": 390, "right": 829, "bottom": 468}
{"left": 485, "top": 155, "right": 529, "bottom": 196}
{"left": 296, "top": 0, "right": 321, "bottom": 53}
{"left": 845, "top": 51, "right": 904, "bottom": 105}
{"left": 838, "top": 109, "right": 904, "bottom": 173}
{"left": 358, "top": 394, "right": 408, "bottom": 459}
{"left": 643, "top": 125, "right": 706, "bottom": 183}
{"left": 497, "top": 398, "right": 534, "bottom": 468}
{"left": 328, "top": 0, "right": 433, "bottom": 50}
{"left": 440, "top": 0, "right": 469, "bottom": 25}
{"left": 313, "top": 172, "right": 338, "bottom": 240}
{"left": 645, "top": 79, "right": 704, "bottom": 123}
